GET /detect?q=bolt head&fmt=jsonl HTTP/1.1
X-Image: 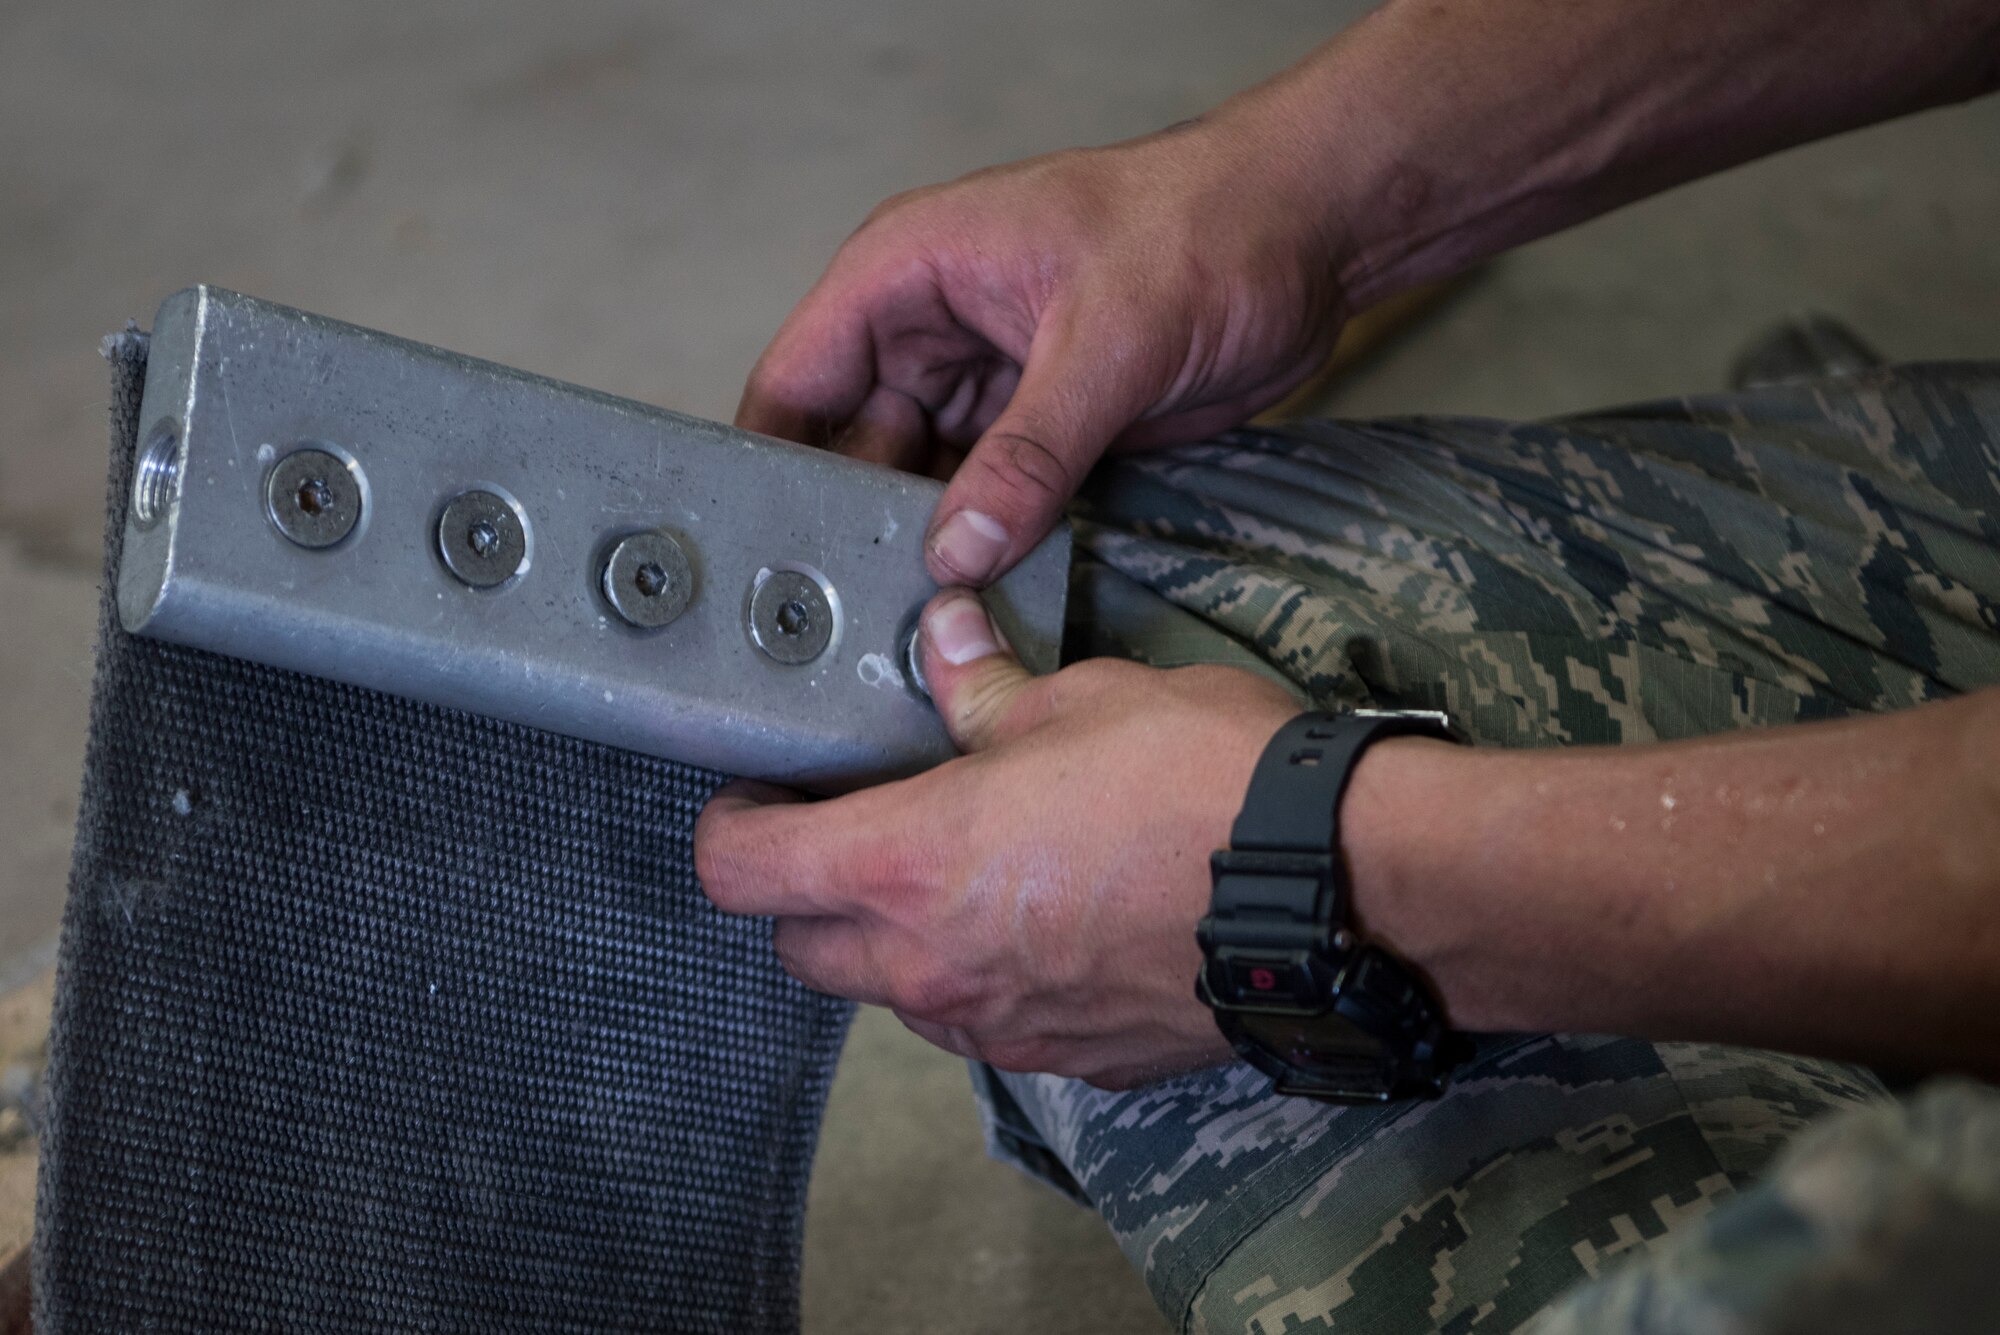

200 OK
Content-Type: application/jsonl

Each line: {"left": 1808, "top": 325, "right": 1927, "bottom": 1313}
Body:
{"left": 437, "top": 491, "right": 527, "bottom": 588}
{"left": 601, "top": 531, "right": 693, "bottom": 628}
{"left": 266, "top": 447, "right": 362, "bottom": 548}
{"left": 748, "top": 569, "right": 835, "bottom": 665}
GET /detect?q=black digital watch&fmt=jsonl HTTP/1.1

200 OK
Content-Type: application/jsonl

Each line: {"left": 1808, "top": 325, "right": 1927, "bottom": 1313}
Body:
{"left": 1196, "top": 709, "right": 1470, "bottom": 1103}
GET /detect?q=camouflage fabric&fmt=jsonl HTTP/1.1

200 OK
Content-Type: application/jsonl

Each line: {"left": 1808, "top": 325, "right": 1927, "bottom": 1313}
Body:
{"left": 1524, "top": 1078, "right": 2000, "bottom": 1335}
{"left": 1069, "top": 362, "right": 2000, "bottom": 738}
{"left": 972, "top": 362, "right": 2000, "bottom": 1333}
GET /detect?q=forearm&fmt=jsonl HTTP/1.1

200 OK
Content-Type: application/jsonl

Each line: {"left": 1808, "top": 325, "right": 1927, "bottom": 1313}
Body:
{"left": 1208, "top": 0, "right": 2000, "bottom": 308}
{"left": 1347, "top": 688, "right": 2000, "bottom": 1076}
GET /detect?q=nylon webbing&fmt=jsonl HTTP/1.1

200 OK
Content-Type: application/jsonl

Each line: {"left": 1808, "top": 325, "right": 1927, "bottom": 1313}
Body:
{"left": 32, "top": 332, "right": 852, "bottom": 1332}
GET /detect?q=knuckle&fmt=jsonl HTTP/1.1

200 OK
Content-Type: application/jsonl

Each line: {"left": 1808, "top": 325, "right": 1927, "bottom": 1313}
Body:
{"left": 978, "top": 428, "right": 1080, "bottom": 512}
{"left": 1056, "top": 658, "right": 1129, "bottom": 690}
{"left": 842, "top": 805, "right": 927, "bottom": 912}
{"left": 888, "top": 961, "right": 981, "bottom": 1024}
{"left": 975, "top": 1038, "right": 1052, "bottom": 1074}
{"left": 851, "top": 186, "right": 957, "bottom": 253}
{"left": 858, "top": 185, "right": 926, "bottom": 231}
{"left": 1175, "top": 662, "right": 1286, "bottom": 701}
{"left": 769, "top": 917, "right": 812, "bottom": 966}
{"left": 692, "top": 824, "right": 738, "bottom": 902}
{"left": 770, "top": 921, "right": 837, "bottom": 996}
{"left": 1173, "top": 664, "right": 1239, "bottom": 690}
{"left": 741, "top": 364, "right": 803, "bottom": 419}
{"left": 741, "top": 360, "right": 781, "bottom": 401}
{"left": 1050, "top": 657, "right": 1144, "bottom": 702}
{"left": 948, "top": 670, "right": 1025, "bottom": 738}
{"left": 770, "top": 924, "right": 807, "bottom": 977}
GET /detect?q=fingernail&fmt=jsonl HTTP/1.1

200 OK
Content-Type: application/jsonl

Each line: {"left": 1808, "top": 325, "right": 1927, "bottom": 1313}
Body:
{"left": 923, "top": 594, "right": 1001, "bottom": 666}
{"left": 929, "top": 510, "right": 1009, "bottom": 584}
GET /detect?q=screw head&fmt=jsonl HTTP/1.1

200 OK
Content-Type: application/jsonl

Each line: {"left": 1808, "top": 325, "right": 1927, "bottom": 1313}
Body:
{"left": 266, "top": 447, "right": 362, "bottom": 548}
{"left": 748, "top": 569, "right": 835, "bottom": 665}
{"left": 437, "top": 490, "right": 527, "bottom": 588}
{"left": 601, "top": 530, "right": 694, "bottom": 628}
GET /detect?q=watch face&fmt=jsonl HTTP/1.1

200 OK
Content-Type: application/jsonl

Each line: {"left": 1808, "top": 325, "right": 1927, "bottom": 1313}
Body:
{"left": 1234, "top": 1008, "right": 1384, "bottom": 1067}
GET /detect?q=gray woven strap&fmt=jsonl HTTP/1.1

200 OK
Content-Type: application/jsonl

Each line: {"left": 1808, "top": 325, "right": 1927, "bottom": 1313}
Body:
{"left": 32, "top": 332, "right": 852, "bottom": 1332}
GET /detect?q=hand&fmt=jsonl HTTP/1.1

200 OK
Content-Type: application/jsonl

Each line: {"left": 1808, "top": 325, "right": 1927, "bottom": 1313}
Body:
{"left": 735, "top": 114, "right": 1352, "bottom": 587}
{"left": 695, "top": 590, "right": 1302, "bottom": 1088}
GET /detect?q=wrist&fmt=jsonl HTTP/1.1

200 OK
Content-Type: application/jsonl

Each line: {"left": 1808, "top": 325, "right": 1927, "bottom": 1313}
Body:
{"left": 1197, "top": 13, "right": 1449, "bottom": 310}
{"left": 1198, "top": 1, "right": 1623, "bottom": 311}
{"left": 1177, "top": 92, "right": 1365, "bottom": 314}
{"left": 1203, "top": 711, "right": 1475, "bottom": 1100}
{"left": 1339, "top": 734, "right": 1512, "bottom": 1029}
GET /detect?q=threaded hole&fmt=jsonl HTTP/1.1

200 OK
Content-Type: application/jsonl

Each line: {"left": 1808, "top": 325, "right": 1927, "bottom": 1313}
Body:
{"left": 132, "top": 420, "right": 182, "bottom": 529}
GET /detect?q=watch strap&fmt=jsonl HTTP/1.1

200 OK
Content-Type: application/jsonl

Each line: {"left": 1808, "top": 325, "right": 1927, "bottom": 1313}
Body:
{"left": 1229, "top": 710, "right": 1456, "bottom": 852}
{"left": 1202, "top": 708, "right": 1465, "bottom": 1103}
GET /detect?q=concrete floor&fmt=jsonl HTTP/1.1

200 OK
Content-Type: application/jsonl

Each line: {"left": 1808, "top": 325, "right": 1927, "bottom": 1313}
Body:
{"left": 1, "top": 2, "right": 1996, "bottom": 1330}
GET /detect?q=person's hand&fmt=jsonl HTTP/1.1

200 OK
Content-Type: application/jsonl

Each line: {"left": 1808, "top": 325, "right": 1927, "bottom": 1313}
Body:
{"left": 694, "top": 589, "right": 1303, "bottom": 1088}
{"left": 736, "top": 114, "right": 1352, "bottom": 587}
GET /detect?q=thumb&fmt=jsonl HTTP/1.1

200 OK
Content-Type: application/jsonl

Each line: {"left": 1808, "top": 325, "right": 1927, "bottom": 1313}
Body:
{"left": 917, "top": 589, "right": 1040, "bottom": 754}
{"left": 925, "top": 310, "right": 1155, "bottom": 586}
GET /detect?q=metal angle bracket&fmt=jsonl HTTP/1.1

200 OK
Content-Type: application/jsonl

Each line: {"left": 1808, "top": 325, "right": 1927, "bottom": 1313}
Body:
{"left": 118, "top": 287, "right": 1071, "bottom": 791}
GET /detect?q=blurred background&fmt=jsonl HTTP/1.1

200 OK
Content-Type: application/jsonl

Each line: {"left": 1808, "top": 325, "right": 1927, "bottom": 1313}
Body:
{"left": 1, "top": 3, "right": 1995, "bottom": 1330}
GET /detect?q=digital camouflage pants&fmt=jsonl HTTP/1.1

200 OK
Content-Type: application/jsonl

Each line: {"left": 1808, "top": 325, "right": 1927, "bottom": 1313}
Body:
{"left": 972, "top": 363, "right": 2000, "bottom": 1333}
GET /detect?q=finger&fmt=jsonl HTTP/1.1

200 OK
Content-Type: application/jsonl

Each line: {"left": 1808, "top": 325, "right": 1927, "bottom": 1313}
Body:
{"left": 925, "top": 307, "right": 1159, "bottom": 586}
{"left": 736, "top": 292, "right": 876, "bottom": 447}
{"left": 918, "top": 589, "right": 1043, "bottom": 754}
{"left": 892, "top": 1010, "right": 977, "bottom": 1060}
{"left": 695, "top": 780, "right": 900, "bottom": 918}
{"left": 738, "top": 237, "right": 959, "bottom": 454}
{"left": 829, "top": 382, "right": 932, "bottom": 472}
{"left": 891, "top": 1020, "right": 1137, "bottom": 1080}
{"left": 773, "top": 917, "right": 896, "bottom": 1006}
